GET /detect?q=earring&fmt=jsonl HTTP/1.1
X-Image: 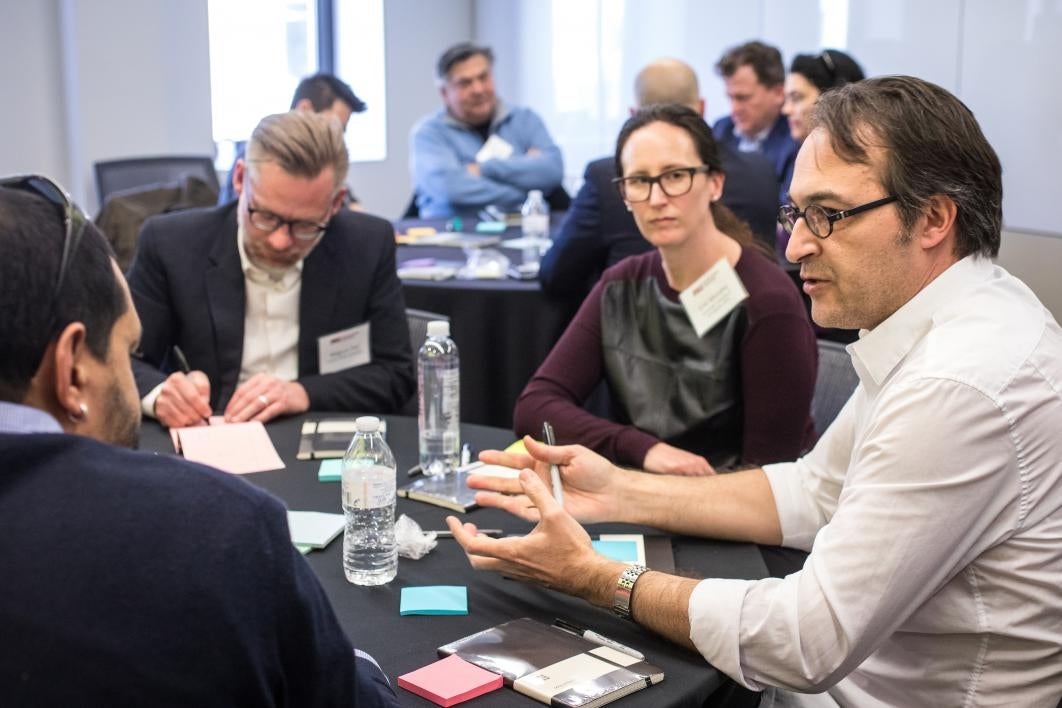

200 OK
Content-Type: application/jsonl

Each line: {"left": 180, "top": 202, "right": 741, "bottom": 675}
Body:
{"left": 67, "top": 402, "right": 88, "bottom": 422}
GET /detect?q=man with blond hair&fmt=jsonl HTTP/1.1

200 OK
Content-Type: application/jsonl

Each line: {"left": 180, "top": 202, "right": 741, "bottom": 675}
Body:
{"left": 128, "top": 111, "right": 414, "bottom": 428}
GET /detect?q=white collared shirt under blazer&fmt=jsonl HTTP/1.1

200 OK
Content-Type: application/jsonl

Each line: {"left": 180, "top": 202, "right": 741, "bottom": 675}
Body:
{"left": 689, "top": 256, "right": 1062, "bottom": 706}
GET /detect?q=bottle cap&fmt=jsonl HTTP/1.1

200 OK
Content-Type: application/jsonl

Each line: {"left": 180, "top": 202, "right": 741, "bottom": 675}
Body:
{"left": 355, "top": 416, "right": 381, "bottom": 432}
{"left": 529, "top": 189, "right": 543, "bottom": 199}
{"left": 427, "top": 320, "right": 450, "bottom": 338}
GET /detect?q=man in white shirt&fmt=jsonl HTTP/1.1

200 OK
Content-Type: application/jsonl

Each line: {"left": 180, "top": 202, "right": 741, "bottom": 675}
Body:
{"left": 448, "top": 76, "right": 1062, "bottom": 705}
{"left": 128, "top": 111, "right": 414, "bottom": 428}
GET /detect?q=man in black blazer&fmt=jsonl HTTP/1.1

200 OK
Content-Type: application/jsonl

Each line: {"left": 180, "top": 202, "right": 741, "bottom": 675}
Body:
{"left": 0, "top": 178, "right": 399, "bottom": 705}
{"left": 539, "top": 58, "right": 778, "bottom": 301}
{"left": 128, "top": 111, "right": 414, "bottom": 428}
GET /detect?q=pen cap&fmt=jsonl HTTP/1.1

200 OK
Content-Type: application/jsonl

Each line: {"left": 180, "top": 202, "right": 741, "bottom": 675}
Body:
{"left": 426, "top": 320, "right": 450, "bottom": 338}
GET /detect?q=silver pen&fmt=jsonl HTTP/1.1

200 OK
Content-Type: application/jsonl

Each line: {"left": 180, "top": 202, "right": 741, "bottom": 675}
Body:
{"left": 542, "top": 421, "right": 564, "bottom": 504}
{"left": 552, "top": 619, "right": 645, "bottom": 661}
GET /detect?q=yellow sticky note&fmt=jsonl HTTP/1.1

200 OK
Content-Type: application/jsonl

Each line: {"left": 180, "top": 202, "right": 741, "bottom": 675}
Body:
{"left": 504, "top": 439, "right": 527, "bottom": 455}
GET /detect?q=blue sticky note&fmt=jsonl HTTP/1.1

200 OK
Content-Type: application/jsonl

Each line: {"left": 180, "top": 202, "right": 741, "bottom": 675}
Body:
{"left": 318, "top": 458, "right": 343, "bottom": 482}
{"left": 592, "top": 540, "right": 639, "bottom": 562}
{"left": 400, "top": 586, "right": 468, "bottom": 616}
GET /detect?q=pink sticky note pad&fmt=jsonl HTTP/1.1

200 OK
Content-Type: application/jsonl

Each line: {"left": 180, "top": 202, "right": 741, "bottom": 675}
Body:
{"left": 398, "top": 654, "right": 503, "bottom": 706}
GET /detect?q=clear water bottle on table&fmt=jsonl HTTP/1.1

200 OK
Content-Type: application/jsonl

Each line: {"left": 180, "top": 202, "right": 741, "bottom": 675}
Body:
{"left": 520, "top": 189, "right": 551, "bottom": 269}
{"left": 418, "top": 321, "right": 460, "bottom": 477}
{"left": 342, "top": 416, "right": 397, "bottom": 585}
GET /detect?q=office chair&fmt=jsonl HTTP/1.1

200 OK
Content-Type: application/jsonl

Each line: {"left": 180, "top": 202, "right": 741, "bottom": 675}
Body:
{"left": 94, "top": 155, "right": 219, "bottom": 209}
{"left": 811, "top": 339, "right": 859, "bottom": 434}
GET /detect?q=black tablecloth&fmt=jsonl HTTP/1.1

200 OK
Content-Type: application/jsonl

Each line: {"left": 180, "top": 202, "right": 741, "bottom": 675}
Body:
{"left": 139, "top": 414, "right": 769, "bottom": 707}
{"left": 396, "top": 218, "right": 578, "bottom": 429}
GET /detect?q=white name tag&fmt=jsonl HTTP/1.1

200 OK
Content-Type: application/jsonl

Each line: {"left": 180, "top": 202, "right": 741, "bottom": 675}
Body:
{"left": 678, "top": 258, "right": 749, "bottom": 337}
{"left": 475, "top": 134, "right": 514, "bottom": 163}
{"left": 317, "top": 322, "right": 370, "bottom": 374}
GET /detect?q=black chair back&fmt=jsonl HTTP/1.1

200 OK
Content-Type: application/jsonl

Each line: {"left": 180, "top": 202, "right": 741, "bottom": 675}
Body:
{"left": 95, "top": 156, "right": 219, "bottom": 210}
{"left": 812, "top": 339, "right": 859, "bottom": 434}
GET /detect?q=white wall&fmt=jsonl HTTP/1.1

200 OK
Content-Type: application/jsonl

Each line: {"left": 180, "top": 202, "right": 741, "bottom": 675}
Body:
{"left": 347, "top": 0, "right": 473, "bottom": 218}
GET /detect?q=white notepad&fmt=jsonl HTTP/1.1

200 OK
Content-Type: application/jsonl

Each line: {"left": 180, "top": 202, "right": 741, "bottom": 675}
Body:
{"left": 287, "top": 511, "right": 345, "bottom": 549}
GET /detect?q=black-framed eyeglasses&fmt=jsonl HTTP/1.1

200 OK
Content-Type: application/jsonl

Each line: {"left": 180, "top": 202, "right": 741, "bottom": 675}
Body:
{"left": 0, "top": 174, "right": 88, "bottom": 301}
{"left": 612, "top": 165, "right": 713, "bottom": 203}
{"left": 246, "top": 203, "right": 330, "bottom": 241}
{"left": 778, "top": 195, "right": 897, "bottom": 239}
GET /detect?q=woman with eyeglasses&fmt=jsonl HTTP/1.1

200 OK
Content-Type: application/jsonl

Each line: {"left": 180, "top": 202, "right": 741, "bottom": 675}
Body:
{"left": 782, "top": 49, "right": 865, "bottom": 144}
{"left": 513, "top": 104, "right": 817, "bottom": 475}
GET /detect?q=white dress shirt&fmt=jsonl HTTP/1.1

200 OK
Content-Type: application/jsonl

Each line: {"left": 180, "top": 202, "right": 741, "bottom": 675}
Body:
{"left": 688, "top": 256, "right": 1062, "bottom": 706}
{"left": 235, "top": 225, "right": 301, "bottom": 384}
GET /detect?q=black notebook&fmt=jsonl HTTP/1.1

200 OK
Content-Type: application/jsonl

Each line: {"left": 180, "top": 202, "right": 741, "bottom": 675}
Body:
{"left": 438, "top": 617, "right": 664, "bottom": 707}
{"left": 296, "top": 419, "right": 387, "bottom": 460}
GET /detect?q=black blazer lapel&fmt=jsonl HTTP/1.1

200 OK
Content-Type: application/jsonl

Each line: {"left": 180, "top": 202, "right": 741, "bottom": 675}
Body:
{"left": 298, "top": 226, "right": 343, "bottom": 377}
{"left": 205, "top": 211, "right": 246, "bottom": 409}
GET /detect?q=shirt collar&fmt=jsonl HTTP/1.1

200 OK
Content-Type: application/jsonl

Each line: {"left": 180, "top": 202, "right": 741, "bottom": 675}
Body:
{"left": 849, "top": 255, "right": 993, "bottom": 387}
{"left": 236, "top": 222, "right": 303, "bottom": 288}
{"left": 0, "top": 402, "right": 63, "bottom": 434}
{"left": 735, "top": 122, "right": 773, "bottom": 150}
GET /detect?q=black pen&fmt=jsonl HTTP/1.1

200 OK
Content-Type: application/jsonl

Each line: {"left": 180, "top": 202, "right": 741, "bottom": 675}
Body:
{"left": 172, "top": 345, "right": 192, "bottom": 374}
{"left": 552, "top": 619, "right": 645, "bottom": 660}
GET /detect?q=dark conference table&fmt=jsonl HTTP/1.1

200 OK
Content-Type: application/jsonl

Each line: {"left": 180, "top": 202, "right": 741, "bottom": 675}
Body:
{"left": 140, "top": 414, "right": 769, "bottom": 707}
{"left": 395, "top": 218, "right": 578, "bottom": 430}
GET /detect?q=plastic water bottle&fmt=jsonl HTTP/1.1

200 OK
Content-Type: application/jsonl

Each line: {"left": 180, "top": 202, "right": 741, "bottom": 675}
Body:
{"left": 520, "top": 189, "right": 551, "bottom": 268}
{"left": 418, "top": 321, "right": 460, "bottom": 476}
{"left": 342, "top": 416, "right": 397, "bottom": 585}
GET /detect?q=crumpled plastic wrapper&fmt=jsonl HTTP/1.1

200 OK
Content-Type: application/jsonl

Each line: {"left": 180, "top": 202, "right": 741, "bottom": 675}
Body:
{"left": 395, "top": 513, "right": 438, "bottom": 560}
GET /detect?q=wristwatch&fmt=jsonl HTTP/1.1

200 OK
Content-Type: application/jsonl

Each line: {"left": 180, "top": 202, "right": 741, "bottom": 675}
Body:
{"left": 612, "top": 564, "right": 650, "bottom": 621}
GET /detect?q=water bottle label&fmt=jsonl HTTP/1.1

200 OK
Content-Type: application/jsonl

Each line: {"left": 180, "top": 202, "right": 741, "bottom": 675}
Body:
{"left": 522, "top": 214, "right": 548, "bottom": 236}
{"left": 442, "top": 369, "right": 460, "bottom": 415}
{"left": 342, "top": 466, "right": 396, "bottom": 509}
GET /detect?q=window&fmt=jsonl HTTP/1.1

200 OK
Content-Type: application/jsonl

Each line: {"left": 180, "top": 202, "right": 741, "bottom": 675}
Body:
{"left": 207, "top": 0, "right": 386, "bottom": 169}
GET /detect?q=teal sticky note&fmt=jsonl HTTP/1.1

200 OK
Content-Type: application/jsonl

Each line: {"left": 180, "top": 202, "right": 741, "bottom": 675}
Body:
{"left": 475, "top": 221, "right": 507, "bottom": 233}
{"left": 318, "top": 458, "right": 343, "bottom": 482}
{"left": 400, "top": 586, "right": 468, "bottom": 616}
{"left": 593, "top": 540, "right": 639, "bottom": 562}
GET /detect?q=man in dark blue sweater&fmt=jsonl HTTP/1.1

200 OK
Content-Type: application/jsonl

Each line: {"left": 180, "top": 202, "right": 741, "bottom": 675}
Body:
{"left": 0, "top": 177, "right": 398, "bottom": 706}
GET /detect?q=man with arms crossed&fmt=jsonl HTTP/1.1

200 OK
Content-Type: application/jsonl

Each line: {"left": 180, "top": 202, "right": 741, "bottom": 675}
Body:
{"left": 410, "top": 41, "right": 564, "bottom": 219}
{"left": 0, "top": 177, "right": 398, "bottom": 705}
{"left": 449, "top": 77, "right": 1062, "bottom": 705}
{"left": 128, "top": 111, "right": 414, "bottom": 428}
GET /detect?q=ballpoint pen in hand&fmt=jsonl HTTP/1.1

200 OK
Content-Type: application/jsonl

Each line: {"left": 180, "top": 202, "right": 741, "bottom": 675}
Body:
{"left": 542, "top": 421, "right": 564, "bottom": 504}
{"left": 552, "top": 618, "right": 646, "bottom": 661}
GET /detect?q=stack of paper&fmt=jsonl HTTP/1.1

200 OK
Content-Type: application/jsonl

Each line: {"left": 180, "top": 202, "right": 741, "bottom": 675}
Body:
{"left": 173, "top": 421, "right": 284, "bottom": 475}
{"left": 398, "top": 654, "right": 503, "bottom": 706}
{"left": 287, "top": 511, "right": 345, "bottom": 554}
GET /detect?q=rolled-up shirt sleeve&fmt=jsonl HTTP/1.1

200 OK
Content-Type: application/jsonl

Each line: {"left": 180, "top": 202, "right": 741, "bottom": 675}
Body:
{"left": 687, "top": 377, "right": 1020, "bottom": 692}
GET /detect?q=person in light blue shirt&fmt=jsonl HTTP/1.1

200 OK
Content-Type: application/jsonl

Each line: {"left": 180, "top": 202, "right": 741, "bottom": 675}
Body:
{"left": 409, "top": 42, "right": 563, "bottom": 219}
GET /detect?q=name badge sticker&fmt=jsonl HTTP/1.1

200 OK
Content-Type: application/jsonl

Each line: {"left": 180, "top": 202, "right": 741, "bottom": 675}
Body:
{"left": 318, "top": 322, "right": 371, "bottom": 374}
{"left": 678, "top": 258, "right": 749, "bottom": 337}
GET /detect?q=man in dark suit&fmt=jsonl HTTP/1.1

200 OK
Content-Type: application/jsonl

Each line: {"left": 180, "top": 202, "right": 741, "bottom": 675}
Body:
{"left": 0, "top": 176, "right": 399, "bottom": 706}
{"left": 128, "top": 111, "right": 414, "bottom": 429}
{"left": 712, "top": 41, "right": 799, "bottom": 205}
{"left": 539, "top": 58, "right": 778, "bottom": 300}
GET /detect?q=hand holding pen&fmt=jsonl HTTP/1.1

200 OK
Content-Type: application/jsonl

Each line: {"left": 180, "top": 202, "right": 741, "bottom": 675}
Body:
{"left": 153, "top": 345, "right": 212, "bottom": 428}
{"left": 542, "top": 421, "right": 565, "bottom": 504}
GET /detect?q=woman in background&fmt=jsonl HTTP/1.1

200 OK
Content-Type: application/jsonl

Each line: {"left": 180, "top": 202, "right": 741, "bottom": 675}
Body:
{"left": 513, "top": 104, "right": 817, "bottom": 475}
{"left": 783, "top": 49, "right": 865, "bottom": 143}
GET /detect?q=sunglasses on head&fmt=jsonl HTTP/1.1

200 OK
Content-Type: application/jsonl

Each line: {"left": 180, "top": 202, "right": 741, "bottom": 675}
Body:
{"left": 0, "top": 175, "right": 89, "bottom": 303}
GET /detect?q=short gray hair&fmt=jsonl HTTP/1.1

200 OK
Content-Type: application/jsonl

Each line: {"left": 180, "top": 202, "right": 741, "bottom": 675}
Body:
{"left": 245, "top": 111, "right": 349, "bottom": 187}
